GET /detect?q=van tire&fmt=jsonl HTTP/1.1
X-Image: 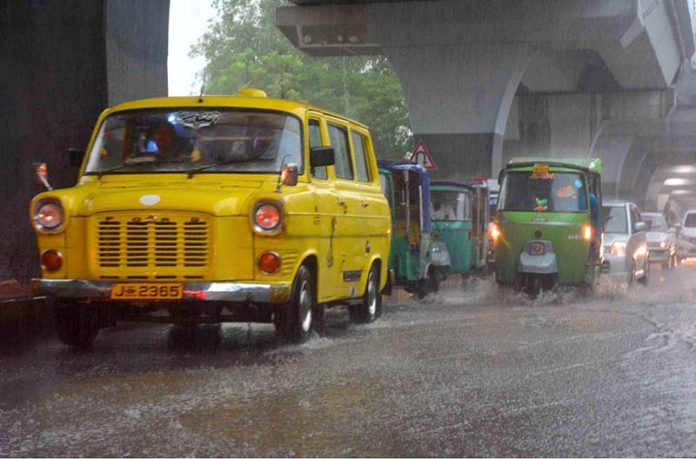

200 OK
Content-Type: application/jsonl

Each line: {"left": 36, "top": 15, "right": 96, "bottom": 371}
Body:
{"left": 349, "top": 264, "right": 381, "bottom": 323}
{"left": 275, "top": 265, "right": 315, "bottom": 343}
{"left": 54, "top": 301, "right": 100, "bottom": 348}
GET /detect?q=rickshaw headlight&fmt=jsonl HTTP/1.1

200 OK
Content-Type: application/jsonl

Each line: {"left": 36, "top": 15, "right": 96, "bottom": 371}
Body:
{"left": 489, "top": 223, "right": 501, "bottom": 241}
{"left": 582, "top": 225, "right": 592, "bottom": 241}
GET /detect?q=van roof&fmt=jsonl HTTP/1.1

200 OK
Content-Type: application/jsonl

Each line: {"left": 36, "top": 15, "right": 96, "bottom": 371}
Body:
{"left": 105, "top": 94, "right": 369, "bottom": 130}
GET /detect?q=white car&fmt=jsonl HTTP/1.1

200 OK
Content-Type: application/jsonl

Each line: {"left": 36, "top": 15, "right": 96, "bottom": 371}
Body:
{"left": 676, "top": 209, "right": 696, "bottom": 262}
{"left": 642, "top": 212, "right": 677, "bottom": 269}
{"left": 601, "top": 201, "right": 650, "bottom": 285}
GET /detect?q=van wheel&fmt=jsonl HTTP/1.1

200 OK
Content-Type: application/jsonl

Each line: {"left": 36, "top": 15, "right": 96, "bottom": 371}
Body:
{"left": 349, "top": 265, "right": 381, "bottom": 323}
{"left": 275, "top": 265, "right": 315, "bottom": 343}
{"left": 54, "top": 301, "right": 100, "bottom": 348}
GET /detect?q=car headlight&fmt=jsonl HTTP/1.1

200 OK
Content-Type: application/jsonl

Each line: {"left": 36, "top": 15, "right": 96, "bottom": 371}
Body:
{"left": 33, "top": 199, "right": 64, "bottom": 231}
{"left": 610, "top": 241, "right": 626, "bottom": 257}
{"left": 659, "top": 240, "right": 667, "bottom": 249}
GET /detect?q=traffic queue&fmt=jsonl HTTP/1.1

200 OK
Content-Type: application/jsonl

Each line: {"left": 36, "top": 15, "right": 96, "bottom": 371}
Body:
{"left": 28, "top": 90, "right": 682, "bottom": 348}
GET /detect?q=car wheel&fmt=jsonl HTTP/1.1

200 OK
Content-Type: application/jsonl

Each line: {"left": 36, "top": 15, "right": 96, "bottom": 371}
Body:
{"left": 275, "top": 265, "right": 315, "bottom": 343}
{"left": 54, "top": 301, "right": 100, "bottom": 348}
{"left": 638, "top": 259, "right": 649, "bottom": 286}
{"left": 349, "top": 264, "right": 381, "bottom": 323}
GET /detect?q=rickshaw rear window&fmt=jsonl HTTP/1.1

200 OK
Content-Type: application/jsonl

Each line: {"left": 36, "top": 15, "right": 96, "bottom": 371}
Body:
{"left": 499, "top": 171, "right": 588, "bottom": 213}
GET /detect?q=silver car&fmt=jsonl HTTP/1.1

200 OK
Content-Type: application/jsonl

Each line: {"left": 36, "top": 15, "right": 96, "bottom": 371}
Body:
{"left": 676, "top": 209, "right": 696, "bottom": 262}
{"left": 642, "top": 212, "right": 677, "bottom": 269}
{"left": 601, "top": 201, "right": 650, "bottom": 285}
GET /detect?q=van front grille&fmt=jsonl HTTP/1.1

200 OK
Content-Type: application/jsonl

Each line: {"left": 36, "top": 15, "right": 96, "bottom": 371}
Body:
{"left": 93, "top": 213, "right": 211, "bottom": 277}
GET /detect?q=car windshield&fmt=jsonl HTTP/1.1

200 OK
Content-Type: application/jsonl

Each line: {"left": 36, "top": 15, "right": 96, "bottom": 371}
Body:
{"left": 84, "top": 109, "right": 302, "bottom": 175}
{"left": 602, "top": 206, "right": 628, "bottom": 234}
{"left": 643, "top": 214, "right": 667, "bottom": 232}
{"left": 431, "top": 190, "right": 470, "bottom": 221}
{"left": 498, "top": 171, "right": 588, "bottom": 212}
{"left": 684, "top": 213, "right": 696, "bottom": 228}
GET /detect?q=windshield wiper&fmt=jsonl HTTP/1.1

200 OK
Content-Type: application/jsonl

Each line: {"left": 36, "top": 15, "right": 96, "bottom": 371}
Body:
{"left": 186, "top": 158, "right": 275, "bottom": 178}
{"left": 97, "top": 158, "right": 190, "bottom": 178}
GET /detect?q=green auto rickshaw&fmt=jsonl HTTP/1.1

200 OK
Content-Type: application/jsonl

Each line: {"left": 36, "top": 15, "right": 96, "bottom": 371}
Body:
{"left": 431, "top": 180, "right": 490, "bottom": 277}
{"left": 379, "top": 161, "right": 449, "bottom": 298}
{"left": 492, "top": 158, "right": 603, "bottom": 296}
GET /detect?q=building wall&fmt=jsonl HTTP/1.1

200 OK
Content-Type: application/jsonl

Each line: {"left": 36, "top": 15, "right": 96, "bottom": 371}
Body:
{"left": 0, "top": 0, "right": 168, "bottom": 282}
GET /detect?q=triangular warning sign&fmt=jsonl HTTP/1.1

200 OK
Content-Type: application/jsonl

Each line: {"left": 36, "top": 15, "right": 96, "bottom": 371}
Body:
{"left": 408, "top": 140, "right": 437, "bottom": 170}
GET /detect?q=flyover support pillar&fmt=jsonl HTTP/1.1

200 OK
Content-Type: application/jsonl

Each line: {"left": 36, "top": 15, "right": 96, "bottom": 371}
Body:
{"left": 383, "top": 44, "right": 533, "bottom": 181}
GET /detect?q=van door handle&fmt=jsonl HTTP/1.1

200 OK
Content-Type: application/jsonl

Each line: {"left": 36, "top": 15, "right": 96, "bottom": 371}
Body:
{"left": 361, "top": 201, "right": 369, "bottom": 208}
{"left": 337, "top": 198, "right": 347, "bottom": 207}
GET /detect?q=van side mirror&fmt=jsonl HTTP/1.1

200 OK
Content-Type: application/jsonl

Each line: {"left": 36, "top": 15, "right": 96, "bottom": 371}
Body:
{"left": 32, "top": 162, "right": 53, "bottom": 191}
{"left": 634, "top": 221, "right": 648, "bottom": 233}
{"left": 310, "top": 146, "right": 335, "bottom": 168}
{"left": 68, "top": 148, "right": 84, "bottom": 168}
{"left": 281, "top": 163, "right": 298, "bottom": 187}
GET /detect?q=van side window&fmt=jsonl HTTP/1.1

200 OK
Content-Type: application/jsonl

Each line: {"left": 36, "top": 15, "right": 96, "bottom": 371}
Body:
{"left": 309, "top": 119, "right": 327, "bottom": 180}
{"left": 328, "top": 124, "right": 354, "bottom": 180}
{"left": 351, "top": 131, "right": 370, "bottom": 182}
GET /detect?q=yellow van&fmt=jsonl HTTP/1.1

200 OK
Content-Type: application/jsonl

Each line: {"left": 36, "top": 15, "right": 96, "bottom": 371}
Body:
{"left": 30, "top": 89, "right": 391, "bottom": 346}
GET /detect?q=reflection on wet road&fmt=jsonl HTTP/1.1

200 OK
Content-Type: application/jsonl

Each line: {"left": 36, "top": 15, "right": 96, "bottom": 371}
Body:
{"left": 2, "top": 267, "right": 696, "bottom": 456}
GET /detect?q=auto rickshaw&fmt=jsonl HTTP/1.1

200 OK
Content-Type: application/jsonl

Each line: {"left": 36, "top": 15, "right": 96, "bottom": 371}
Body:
{"left": 492, "top": 158, "right": 603, "bottom": 296}
{"left": 431, "top": 180, "right": 489, "bottom": 277}
{"left": 379, "top": 161, "right": 449, "bottom": 298}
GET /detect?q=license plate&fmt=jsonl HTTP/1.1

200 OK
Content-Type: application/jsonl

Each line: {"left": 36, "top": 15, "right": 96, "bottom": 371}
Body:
{"left": 110, "top": 283, "right": 183, "bottom": 300}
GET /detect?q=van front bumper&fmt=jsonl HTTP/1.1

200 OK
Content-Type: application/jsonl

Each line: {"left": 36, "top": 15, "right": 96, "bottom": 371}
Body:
{"left": 31, "top": 279, "right": 291, "bottom": 304}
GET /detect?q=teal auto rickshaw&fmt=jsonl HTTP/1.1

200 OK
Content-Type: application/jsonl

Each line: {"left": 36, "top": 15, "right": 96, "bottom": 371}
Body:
{"left": 493, "top": 158, "right": 603, "bottom": 296}
{"left": 379, "top": 161, "right": 449, "bottom": 298}
{"left": 431, "top": 180, "right": 490, "bottom": 277}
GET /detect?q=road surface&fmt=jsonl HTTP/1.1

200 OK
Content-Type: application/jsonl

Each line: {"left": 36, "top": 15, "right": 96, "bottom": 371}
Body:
{"left": 1, "top": 268, "right": 696, "bottom": 456}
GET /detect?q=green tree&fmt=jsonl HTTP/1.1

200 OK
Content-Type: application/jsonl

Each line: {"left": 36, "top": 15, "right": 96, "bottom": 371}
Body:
{"left": 191, "top": 0, "right": 412, "bottom": 158}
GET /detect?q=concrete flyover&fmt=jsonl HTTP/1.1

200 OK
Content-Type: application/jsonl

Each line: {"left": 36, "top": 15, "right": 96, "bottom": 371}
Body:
{"left": 278, "top": 0, "right": 696, "bottom": 211}
{"left": 0, "top": 0, "right": 169, "bottom": 282}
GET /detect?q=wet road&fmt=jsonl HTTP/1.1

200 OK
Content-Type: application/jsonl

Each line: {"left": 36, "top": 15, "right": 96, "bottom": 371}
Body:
{"left": 2, "top": 268, "right": 696, "bottom": 456}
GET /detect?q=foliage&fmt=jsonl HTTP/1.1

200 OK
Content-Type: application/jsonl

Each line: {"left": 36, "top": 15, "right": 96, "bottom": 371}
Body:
{"left": 191, "top": 0, "right": 412, "bottom": 158}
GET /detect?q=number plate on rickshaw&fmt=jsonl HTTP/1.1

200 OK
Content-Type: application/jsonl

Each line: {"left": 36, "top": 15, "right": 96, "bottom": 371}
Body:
{"left": 110, "top": 283, "right": 183, "bottom": 300}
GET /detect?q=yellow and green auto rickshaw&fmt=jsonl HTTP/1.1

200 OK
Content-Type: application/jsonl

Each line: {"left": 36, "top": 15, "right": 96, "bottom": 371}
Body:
{"left": 492, "top": 158, "right": 603, "bottom": 296}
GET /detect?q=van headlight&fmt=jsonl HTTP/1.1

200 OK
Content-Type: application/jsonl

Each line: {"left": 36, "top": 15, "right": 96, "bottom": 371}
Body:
{"left": 33, "top": 199, "right": 64, "bottom": 231}
{"left": 252, "top": 201, "right": 283, "bottom": 235}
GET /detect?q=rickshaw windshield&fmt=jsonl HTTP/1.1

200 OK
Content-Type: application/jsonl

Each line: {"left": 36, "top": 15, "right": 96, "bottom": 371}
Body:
{"left": 84, "top": 109, "right": 302, "bottom": 175}
{"left": 499, "top": 171, "right": 588, "bottom": 213}
{"left": 431, "top": 190, "right": 470, "bottom": 221}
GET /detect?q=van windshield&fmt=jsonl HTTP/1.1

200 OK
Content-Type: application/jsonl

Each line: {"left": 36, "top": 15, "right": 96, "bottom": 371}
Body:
{"left": 84, "top": 109, "right": 302, "bottom": 175}
{"left": 498, "top": 171, "right": 588, "bottom": 213}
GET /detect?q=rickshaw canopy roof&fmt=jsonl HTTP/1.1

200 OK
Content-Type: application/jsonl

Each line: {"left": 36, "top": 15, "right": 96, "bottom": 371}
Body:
{"left": 505, "top": 157, "right": 603, "bottom": 174}
{"left": 378, "top": 160, "right": 432, "bottom": 231}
